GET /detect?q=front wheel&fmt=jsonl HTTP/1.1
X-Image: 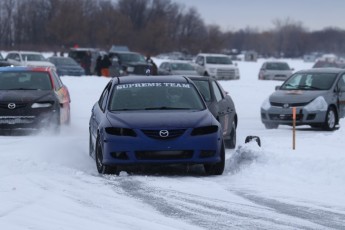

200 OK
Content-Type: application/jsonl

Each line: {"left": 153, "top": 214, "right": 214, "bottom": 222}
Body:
{"left": 95, "top": 136, "right": 118, "bottom": 174}
{"left": 323, "top": 107, "right": 337, "bottom": 131}
{"left": 225, "top": 121, "right": 236, "bottom": 149}
{"left": 204, "top": 142, "right": 225, "bottom": 175}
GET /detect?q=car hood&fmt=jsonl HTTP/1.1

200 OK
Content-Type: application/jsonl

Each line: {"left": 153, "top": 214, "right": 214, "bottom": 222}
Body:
{"left": 26, "top": 61, "right": 55, "bottom": 67}
{"left": 106, "top": 109, "right": 215, "bottom": 128}
{"left": 205, "top": 63, "right": 237, "bottom": 69}
{"left": 0, "top": 90, "right": 54, "bottom": 102}
{"left": 172, "top": 70, "right": 198, "bottom": 75}
{"left": 270, "top": 90, "right": 327, "bottom": 103}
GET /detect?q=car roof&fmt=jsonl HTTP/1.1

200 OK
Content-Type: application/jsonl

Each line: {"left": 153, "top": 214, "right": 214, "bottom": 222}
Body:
{"left": 197, "top": 53, "right": 229, "bottom": 57}
{"left": 0, "top": 66, "right": 51, "bottom": 72}
{"left": 296, "top": 68, "right": 345, "bottom": 74}
{"left": 116, "top": 75, "right": 191, "bottom": 84}
{"left": 186, "top": 75, "right": 213, "bottom": 81}
{"left": 7, "top": 51, "right": 43, "bottom": 55}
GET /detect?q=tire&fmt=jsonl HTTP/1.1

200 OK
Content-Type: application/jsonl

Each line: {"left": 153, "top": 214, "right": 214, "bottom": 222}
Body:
{"left": 264, "top": 123, "right": 278, "bottom": 129}
{"left": 95, "top": 136, "right": 118, "bottom": 175}
{"left": 323, "top": 107, "right": 337, "bottom": 131}
{"left": 225, "top": 121, "right": 236, "bottom": 149}
{"left": 204, "top": 142, "right": 225, "bottom": 175}
{"left": 89, "top": 132, "right": 94, "bottom": 157}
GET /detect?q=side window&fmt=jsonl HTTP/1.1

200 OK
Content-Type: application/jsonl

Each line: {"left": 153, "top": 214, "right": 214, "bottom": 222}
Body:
{"left": 99, "top": 83, "right": 112, "bottom": 111}
{"left": 51, "top": 71, "right": 63, "bottom": 90}
{"left": 338, "top": 74, "right": 345, "bottom": 92}
{"left": 211, "top": 81, "right": 223, "bottom": 102}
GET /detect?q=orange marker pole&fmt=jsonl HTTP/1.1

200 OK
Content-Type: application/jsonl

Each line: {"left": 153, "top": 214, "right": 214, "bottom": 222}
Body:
{"left": 292, "top": 107, "right": 296, "bottom": 150}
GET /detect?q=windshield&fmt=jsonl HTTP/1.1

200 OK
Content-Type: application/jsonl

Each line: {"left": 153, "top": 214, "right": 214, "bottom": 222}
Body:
{"left": 117, "top": 53, "right": 146, "bottom": 63}
{"left": 266, "top": 62, "right": 290, "bottom": 70}
{"left": 280, "top": 73, "right": 337, "bottom": 90}
{"left": 0, "top": 71, "right": 52, "bottom": 90}
{"left": 109, "top": 82, "right": 205, "bottom": 111}
{"left": 22, "top": 54, "right": 46, "bottom": 61}
{"left": 171, "top": 63, "right": 195, "bottom": 71}
{"left": 206, "top": 56, "right": 232, "bottom": 65}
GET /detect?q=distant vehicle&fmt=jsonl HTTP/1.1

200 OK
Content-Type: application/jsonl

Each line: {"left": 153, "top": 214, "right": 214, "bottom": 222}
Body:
{"left": 261, "top": 68, "right": 345, "bottom": 130}
{"left": 48, "top": 56, "right": 85, "bottom": 76}
{"left": 0, "top": 66, "right": 71, "bottom": 133}
{"left": 68, "top": 47, "right": 102, "bottom": 75}
{"left": 194, "top": 53, "right": 240, "bottom": 80}
{"left": 312, "top": 60, "right": 345, "bottom": 69}
{"left": 188, "top": 76, "right": 238, "bottom": 149}
{"left": 0, "top": 53, "right": 12, "bottom": 67}
{"left": 5, "top": 51, "right": 55, "bottom": 68}
{"left": 156, "top": 51, "right": 193, "bottom": 61}
{"left": 108, "top": 51, "right": 152, "bottom": 75}
{"left": 89, "top": 76, "right": 225, "bottom": 175}
{"left": 258, "top": 61, "right": 294, "bottom": 81}
{"left": 158, "top": 61, "right": 198, "bottom": 75}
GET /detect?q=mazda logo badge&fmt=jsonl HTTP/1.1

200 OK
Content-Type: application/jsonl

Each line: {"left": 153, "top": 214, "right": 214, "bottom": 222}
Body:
{"left": 8, "top": 103, "right": 16, "bottom": 109}
{"left": 283, "top": 103, "right": 289, "bottom": 108}
{"left": 159, "top": 130, "right": 169, "bottom": 137}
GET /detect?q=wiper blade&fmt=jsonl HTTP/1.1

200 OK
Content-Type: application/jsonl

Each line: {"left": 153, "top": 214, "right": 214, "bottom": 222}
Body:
{"left": 144, "top": 106, "right": 188, "bottom": 110}
{"left": 297, "top": 85, "right": 321, "bottom": 90}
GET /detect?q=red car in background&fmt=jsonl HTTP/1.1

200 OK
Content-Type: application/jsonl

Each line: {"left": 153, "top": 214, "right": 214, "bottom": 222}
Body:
{"left": 0, "top": 66, "right": 71, "bottom": 134}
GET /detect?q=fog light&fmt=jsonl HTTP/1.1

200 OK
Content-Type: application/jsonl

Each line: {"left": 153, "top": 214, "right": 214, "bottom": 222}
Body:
{"left": 200, "top": 150, "right": 215, "bottom": 158}
{"left": 110, "top": 151, "right": 128, "bottom": 160}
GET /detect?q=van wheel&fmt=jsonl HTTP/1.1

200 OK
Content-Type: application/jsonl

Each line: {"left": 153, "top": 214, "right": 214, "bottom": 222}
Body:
{"left": 323, "top": 107, "right": 337, "bottom": 131}
{"left": 225, "top": 121, "right": 236, "bottom": 149}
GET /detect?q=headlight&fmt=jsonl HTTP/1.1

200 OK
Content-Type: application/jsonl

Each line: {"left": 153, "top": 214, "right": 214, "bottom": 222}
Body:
{"left": 191, "top": 125, "right": 218, "bottom": 136}
{"left": 127, "top": 66, "right": 134, "bottom": 72}
{"left": 105, "top": 127, "right": 137, "bottom": 137}
{"left": 31, "top": 102, "right": 53, "bottom": 108}
{"left": 261, "top": 97, "right": 271, "bottom": 110}
{"left": 208, "top": 68, "right": 216, "bottom": 74}
{"left": 304, "top": 96, "right": 328, "bottom": 111}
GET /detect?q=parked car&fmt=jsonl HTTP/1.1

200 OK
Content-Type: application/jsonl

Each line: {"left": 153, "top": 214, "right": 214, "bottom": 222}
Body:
{"left": 258, "top": 61, "right": 294, "bottom": 80}
{"left": 261, "top": 68, "right": 345, "bottom": 130}
{"left": 5, "top": 51, "right": 55, "bottom": 68}
{"left": 0, "top": 53, "right": 12, "bottom": 67}
{"left": 89, "top": 76, "right": 225, "bottom": 175}
{"left": 188, "top": 76, "right": 238, "bottom": 148}
{"left": 108, "top": 51, "right": 152, "bottom": 75}
{"left": 0, "top": 66, "right": 71, "bottom": 133}
{"left": 312, "top": 60, "right": 345, "bottom": 69}
{"left": 158, "top": 61, "right": 198, "bottom": 76}
{"left": 48, "top": 56, "right": 85, "bottom": 76}
{"left": 68, "top": 47, "right": 102, "bottom": 75}
{"left": 194, "top": 53, "right": 240, "bottom": 80}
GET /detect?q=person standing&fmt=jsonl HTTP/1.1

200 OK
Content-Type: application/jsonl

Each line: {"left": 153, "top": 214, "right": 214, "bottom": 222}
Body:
{"left": 95, "top": 55, "right": 102, "bottom": 76}
{"left": 100, "top": 54, "right": 112, "bottom": 77}
{"left": 83, "top": 51, "right": 92, "bottom": 75}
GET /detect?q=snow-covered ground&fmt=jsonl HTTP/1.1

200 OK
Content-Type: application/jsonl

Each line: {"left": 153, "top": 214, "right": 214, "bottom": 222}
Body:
{"left": 1, "top": 56, "right": 345, "bottom": 229}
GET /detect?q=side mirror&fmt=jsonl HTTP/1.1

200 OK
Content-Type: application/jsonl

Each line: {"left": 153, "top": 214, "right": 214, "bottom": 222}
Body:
{"left": 275, "top": 85, "right": 281, "bottom": 90}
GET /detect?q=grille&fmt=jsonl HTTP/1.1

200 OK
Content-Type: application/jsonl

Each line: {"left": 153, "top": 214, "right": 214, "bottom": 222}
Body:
{"left": 141, "top": 129, "right": 186, "bottom": 139}
{"left": 216, "top": 69, "right": 235, "bottom": 78}
{"left": 133, "top": 65, "right": 148, "bottom": 75}
{"left": 270, "top": 102, "right": 309, "bottom": 108}
{"left": 135, "top": 150, "right": 193, "bottom": 160}
{"left": 269, "top": 114, "right": 303, "bottom": 121}
{"left": 0, "top": 103, "right": 27, "bottom": 109}
{"left": 0, "top": 116, "right": 35, "bottom": 124}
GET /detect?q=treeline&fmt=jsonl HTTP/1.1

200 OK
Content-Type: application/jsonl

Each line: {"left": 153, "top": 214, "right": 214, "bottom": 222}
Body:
{"left": 1, "top": 0, "right": 345, "bottom": 58}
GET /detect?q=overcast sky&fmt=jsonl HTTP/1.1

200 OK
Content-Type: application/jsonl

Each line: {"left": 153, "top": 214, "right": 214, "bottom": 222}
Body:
{"left": 173, "top": 0, "right": 345, "bottom": 31}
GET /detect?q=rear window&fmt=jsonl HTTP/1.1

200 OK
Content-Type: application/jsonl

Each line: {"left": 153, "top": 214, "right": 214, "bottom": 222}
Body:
{"left": 266, "top": 62, "right": 290, "bottom": 70}
{"left": 0, "top": 71, "right": 52, "bottom": 90}
{"left": 109, "top": 82, "right": 205, "bottom": 111}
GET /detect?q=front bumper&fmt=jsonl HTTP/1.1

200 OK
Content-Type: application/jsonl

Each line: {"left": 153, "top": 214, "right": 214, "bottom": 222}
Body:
{"left": 261, "top": 106, "right": 327, "bottom": 126}
{"left": 101, "top": 129, "right": 223, "bottom": 166}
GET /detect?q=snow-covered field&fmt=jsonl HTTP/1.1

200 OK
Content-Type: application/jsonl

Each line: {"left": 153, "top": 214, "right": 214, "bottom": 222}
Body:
{"left": 1, "top": 57, "right": 345, "bottom": 229}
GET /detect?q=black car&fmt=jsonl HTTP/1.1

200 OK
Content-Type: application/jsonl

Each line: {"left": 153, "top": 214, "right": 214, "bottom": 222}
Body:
{"left": 48, "top": 56, "right": 85, "bottom": 76}
{"left": 188, "top": 76, "right": 238, "bottom": 148}
{"left": 108, "top": 51, "right": 152, "bottom": 75}
{"left": 0, "top": 66, "right": 71, "bottom": 133}
{"left": 0, "top": 53, "right": 11, "bottom": 67}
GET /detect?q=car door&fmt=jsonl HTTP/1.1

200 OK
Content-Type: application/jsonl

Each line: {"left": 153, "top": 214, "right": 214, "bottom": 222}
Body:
{"left": 90, "top": 82, "right": 112, "bottom": 140}
{"left": 210, "top": 80, "right": 230, "bottom": 136}
{"left": 336, "top": 73, "right": 345, "bottom": 118}
{"left": 6, "top": 53, "right": 21, "bottom": 66}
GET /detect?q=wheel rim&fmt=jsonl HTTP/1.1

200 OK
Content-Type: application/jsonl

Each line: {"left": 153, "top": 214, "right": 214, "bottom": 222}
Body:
{"left": 327, "top": 110, "right": 335, "bottom": 128}
{"left": 96, "top": 140, "right": 103, "bottom": 171}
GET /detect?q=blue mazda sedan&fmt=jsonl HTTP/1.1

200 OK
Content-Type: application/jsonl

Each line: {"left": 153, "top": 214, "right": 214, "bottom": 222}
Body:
{"left": 89, "top": 76, "right": 225, "bottom": 175}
